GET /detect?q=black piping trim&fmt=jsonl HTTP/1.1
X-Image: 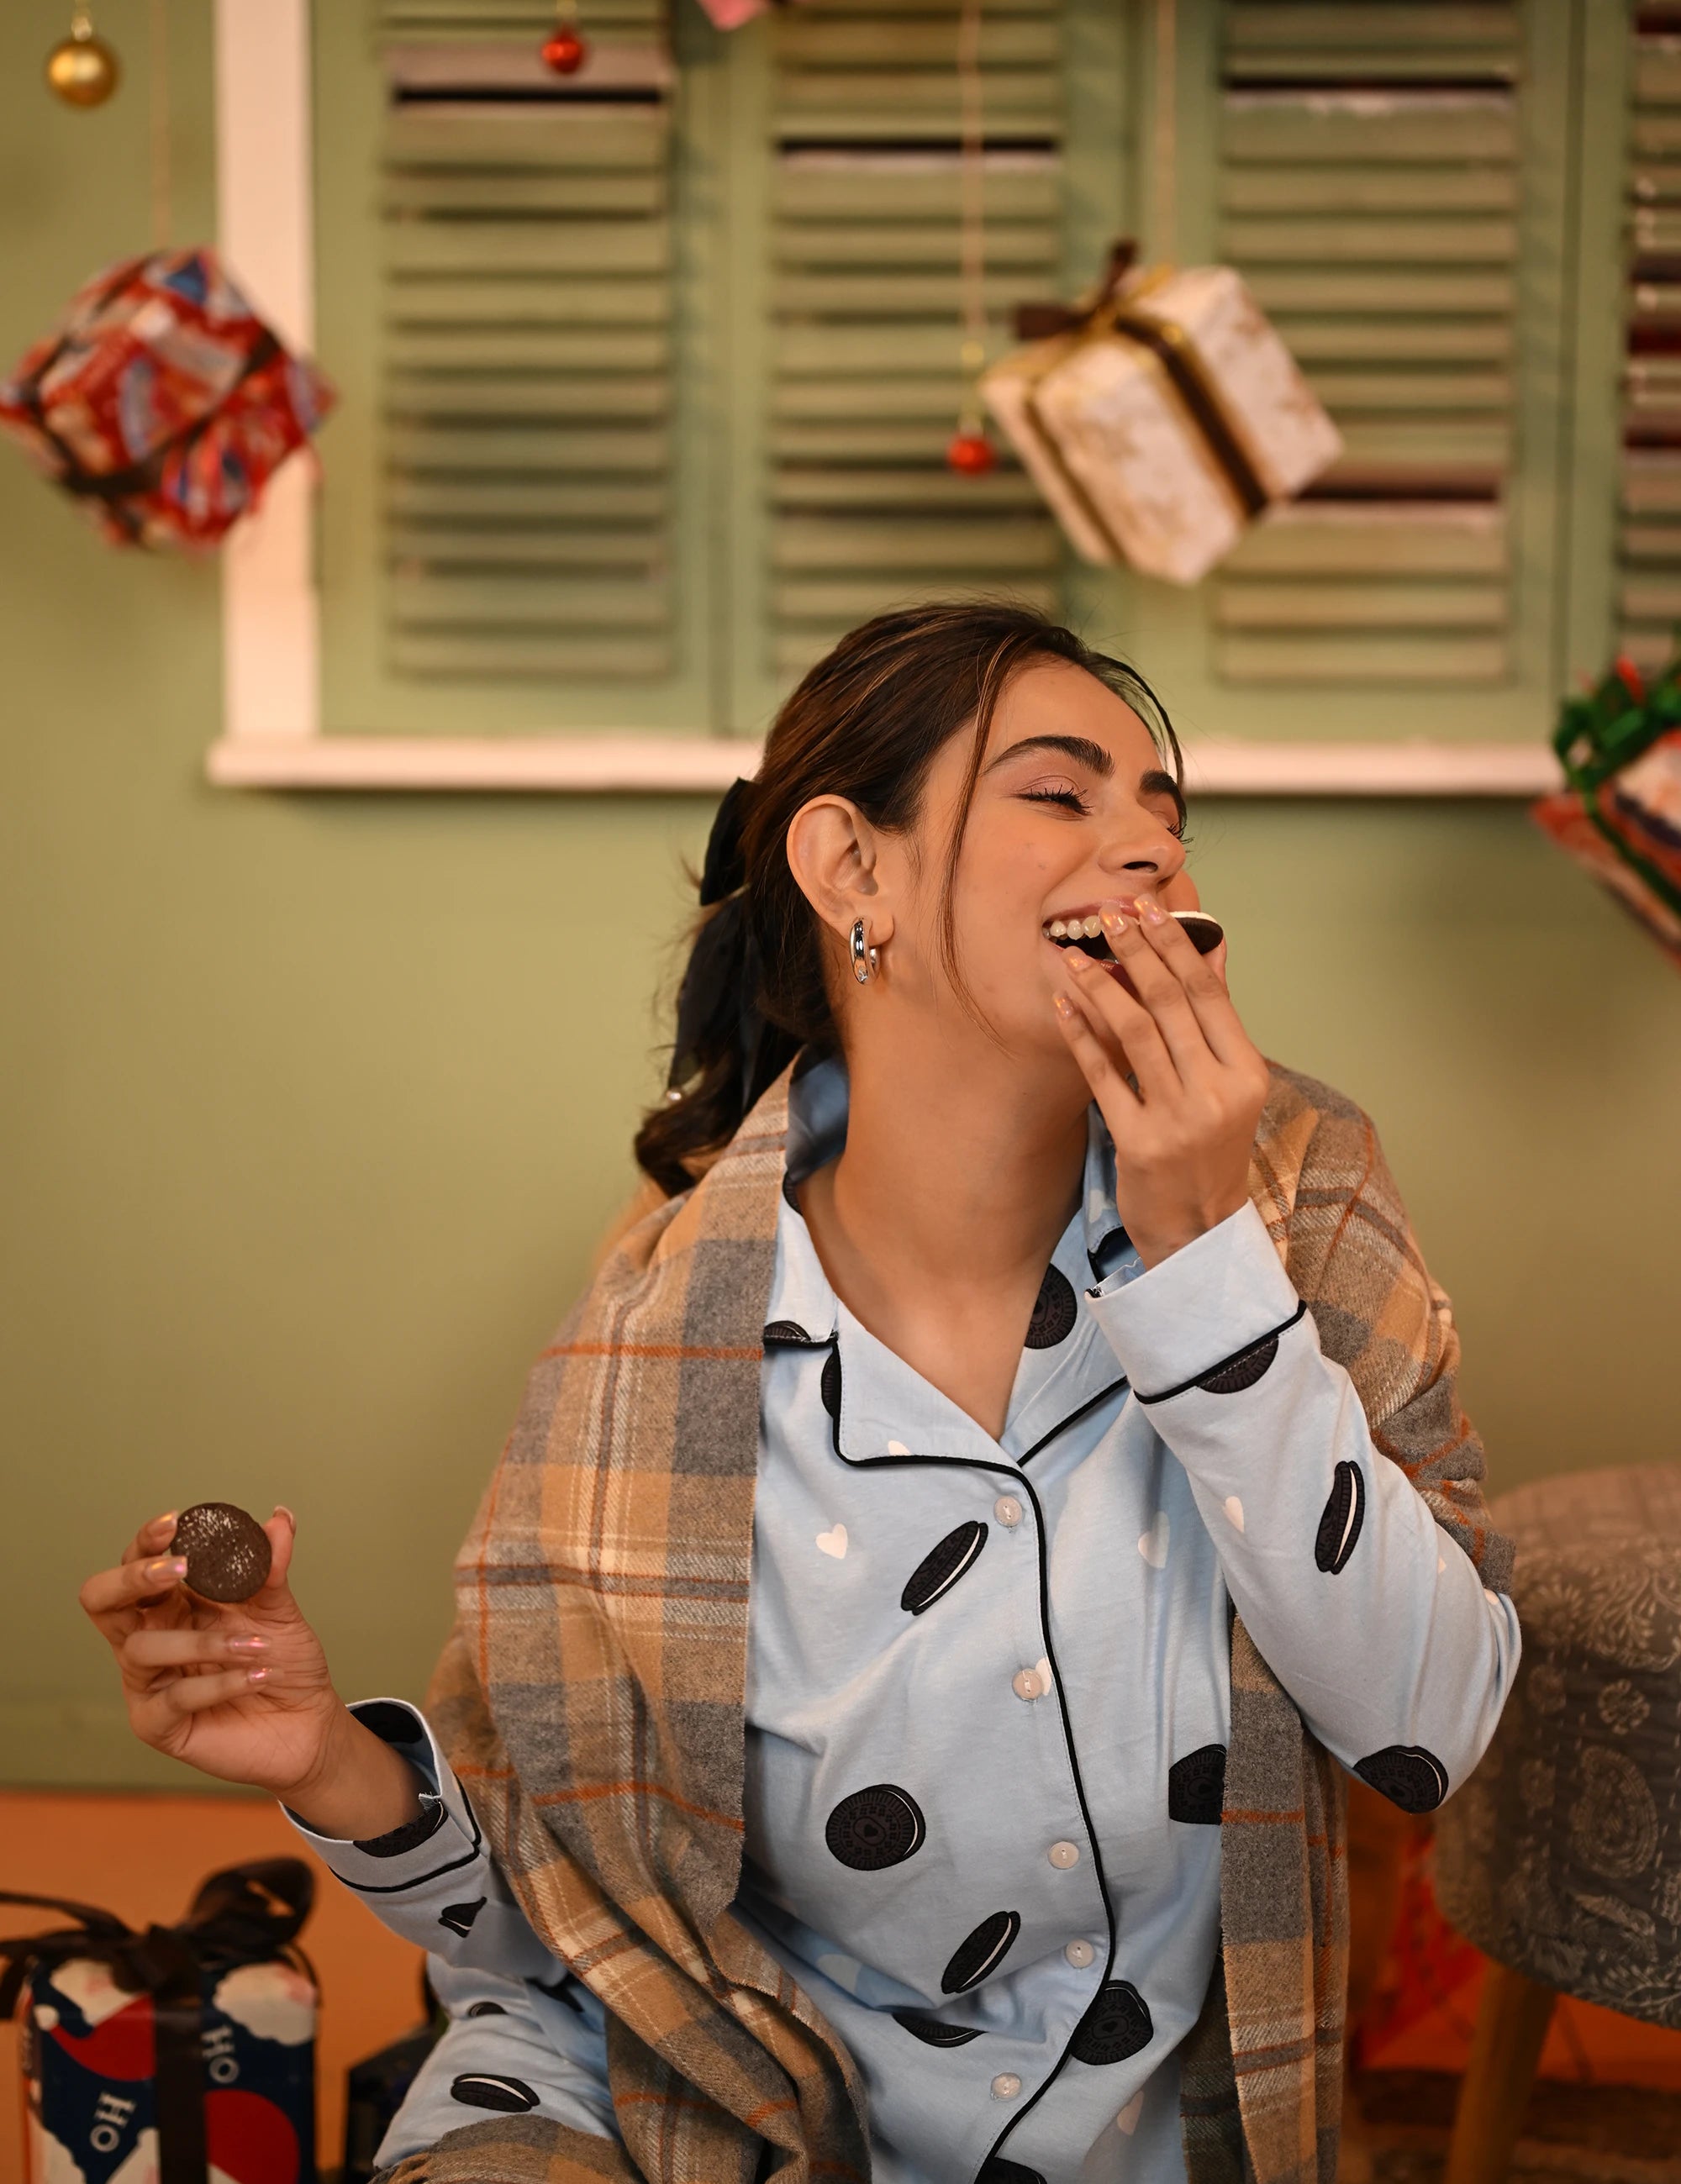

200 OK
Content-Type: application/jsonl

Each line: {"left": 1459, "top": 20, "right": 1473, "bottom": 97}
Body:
{"left": 353, "top": 1792, "right": 449, "bottom": 1859}
{"left": 818, "top": 1333, "right": 1126, "bottom": 1473}
{"left": 1134, "top": 1299, "right": 1308, "bottom": 1406}
{"left": 818, "top": 1340, "right": 1123, "bottom": 2167}
{"left": 1016, "top": 1376, "right": 1129, "bottom": 1467}
{"left": 335, "top": 1784, "right": 487, "bottom": 1897}
{"left": 976, "top": 1455, "right": 1123, "bottom": 2169}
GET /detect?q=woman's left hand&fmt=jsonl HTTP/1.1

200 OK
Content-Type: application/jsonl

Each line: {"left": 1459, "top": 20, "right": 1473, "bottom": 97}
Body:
{"left": 1051, "top": 894, "right": 1272, "bottom": 1269}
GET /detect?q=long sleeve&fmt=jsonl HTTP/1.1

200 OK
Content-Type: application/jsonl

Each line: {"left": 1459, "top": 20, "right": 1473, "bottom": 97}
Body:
{"left": 1090, "top": 1200, "right": 1520, "bottom": 1811}
{"left": 283, "top": 1699, "right": 620, "bottom": 2161}
{"left": 282, "top": 1697, "right": 569, "bottom": 1983}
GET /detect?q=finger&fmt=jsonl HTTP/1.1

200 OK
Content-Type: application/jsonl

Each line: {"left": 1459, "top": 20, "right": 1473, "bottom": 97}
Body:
{"left": 121, "top": 1626, "right": 270, "bottom": 1672}
{"left": 1054, "top": 991, "right": 1143, "bottom": 1118}
{"left": 151, "top": 1666, "right": 268, "bottom": 1717}
{"left": 1057, "top": 952, "right": 1181, "bottom": 1107}
{"left": 1129, "top": 897, "right": 1251, "bottom": 1063}
{"left": 119, "top": 1513, "right": 180, "bottom": 1567}
{"left": 250, "top": 1507, "right": 298, "bottom": 1604}
{"left": 80, "top": 1554, "right": 188, "bottom": 1635}
{"left": 1099, "top": 908, "right": 1216, "bottom": 1081}
{"left": 1063, "top": 940, "right": 1181, "bottom": 1101}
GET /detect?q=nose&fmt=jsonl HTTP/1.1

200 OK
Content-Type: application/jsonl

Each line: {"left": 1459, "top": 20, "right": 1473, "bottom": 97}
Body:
{"left": 1094, "top": 813, "right": 1185, "bottom": 887}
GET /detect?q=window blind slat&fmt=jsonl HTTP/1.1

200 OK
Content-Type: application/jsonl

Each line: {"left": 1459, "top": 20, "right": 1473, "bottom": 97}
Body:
{"left": 1215, "top": 1, "right": 1521, "bottom": 687}
{"left": 377, "top": 6, "right": 675, "bottom": 687}
{"left": 765, "top": 2, "right": 1067, "bottom": 676}
{"left": 1620, "top": 23, "right": 1681, "bottom": 670}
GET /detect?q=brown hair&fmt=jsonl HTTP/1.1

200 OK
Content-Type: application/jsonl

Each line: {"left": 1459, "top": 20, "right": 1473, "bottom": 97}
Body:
{"left": 633, "top": 602, "right": 1183, "bottom": 1195}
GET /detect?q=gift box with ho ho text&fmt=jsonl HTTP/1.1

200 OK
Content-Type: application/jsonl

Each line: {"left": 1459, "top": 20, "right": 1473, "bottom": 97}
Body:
{"left": 2, "top": 1861, "right": 318, "bottom": 2184}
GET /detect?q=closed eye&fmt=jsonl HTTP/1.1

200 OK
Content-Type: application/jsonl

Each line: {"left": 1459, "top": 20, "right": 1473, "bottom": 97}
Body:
{"left": 1020, "top": 787, "right": 1089, "bottom": 814}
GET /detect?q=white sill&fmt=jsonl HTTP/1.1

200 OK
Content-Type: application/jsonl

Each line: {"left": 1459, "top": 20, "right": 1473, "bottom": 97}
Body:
{"left": 204, "top": 735, "right": 1563, "bottom": 797}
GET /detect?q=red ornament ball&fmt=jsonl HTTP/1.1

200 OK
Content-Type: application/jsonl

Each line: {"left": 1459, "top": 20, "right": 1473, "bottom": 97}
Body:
{"left": 946, "top": 430, "right": 997, "bottom": 476}
{"left": 541, "top": 26, "right": 588, "bottom": 73}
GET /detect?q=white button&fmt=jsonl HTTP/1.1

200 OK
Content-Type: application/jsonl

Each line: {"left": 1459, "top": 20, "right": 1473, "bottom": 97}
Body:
{"left": 990, "top": 2073, "right": 1022, "bottom": 2101}
{"left": 1012, "top": 1668, "right": 1044, "bottom": 1702}
{"left": 1064, "top": 1939, "right": 1096, "bottom": 1969}
{"left": 994, "top": 1494, "right": 1023, "bottom": 1528}
{"left": 1048, "top": 1840, "right": 1080, "bottom": 1869}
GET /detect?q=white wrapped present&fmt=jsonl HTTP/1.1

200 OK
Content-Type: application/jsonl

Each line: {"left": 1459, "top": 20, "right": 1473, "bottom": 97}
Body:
{"left": 981, "top": 250, "right": 1342, "bottom": 585}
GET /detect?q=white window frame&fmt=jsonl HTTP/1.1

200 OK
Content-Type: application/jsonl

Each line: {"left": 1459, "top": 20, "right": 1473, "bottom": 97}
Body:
{"left": 204, "top": 0, "right": 1559, "bottom": 797}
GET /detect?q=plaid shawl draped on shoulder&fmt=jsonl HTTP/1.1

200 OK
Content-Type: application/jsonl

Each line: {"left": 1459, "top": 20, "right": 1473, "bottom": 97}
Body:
{"left": 394, "top": 1062, "right": 1511, "bottom": 2184}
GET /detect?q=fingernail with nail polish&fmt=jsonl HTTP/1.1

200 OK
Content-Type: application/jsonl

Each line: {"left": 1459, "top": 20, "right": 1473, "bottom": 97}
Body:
{"left": 226, "top": 1634, "right": 268, "bottom": 1655}
{"left": 1064, "top": 945, "right": 1088, "bottom": 971}
{"left": 1138, "top": 894, "right": 1166, "bottom": 925}
{"left": 1053, "top": 994, "right": 1076, "bottom": 1020}
{"left": 247, "top": 1666, "right": 271, "bottom": 1687}
{"left": 144, "top": 1556, "right": 186, "bottom": 1583}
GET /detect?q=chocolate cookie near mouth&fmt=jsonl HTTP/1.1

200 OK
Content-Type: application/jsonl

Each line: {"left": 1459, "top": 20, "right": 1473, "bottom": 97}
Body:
{"left": 1047, "top": 908, "right": 1224, "bottom": 962}
{"left": 170, "top": 1502, "right": 273, "bottom": 1603}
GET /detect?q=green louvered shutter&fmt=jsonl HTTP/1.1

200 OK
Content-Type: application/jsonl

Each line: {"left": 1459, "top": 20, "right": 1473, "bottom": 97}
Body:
{"left": 373, "top": 0, "right": 676, "bottom": 686}
{"left": 1622, "top": 13, "right": 1681, "bottom": 673}
{"left": 765, "top": 0, "right": 1068, "bottom": 682}
{"left": 1211, "top": 2, "right": 1521, "bottom": 687}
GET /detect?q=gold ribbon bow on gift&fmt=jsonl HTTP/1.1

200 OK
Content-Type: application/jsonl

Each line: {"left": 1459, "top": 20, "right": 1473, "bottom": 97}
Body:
{"left": 1004, "top": 238, "right": 1271, "bottom": 556}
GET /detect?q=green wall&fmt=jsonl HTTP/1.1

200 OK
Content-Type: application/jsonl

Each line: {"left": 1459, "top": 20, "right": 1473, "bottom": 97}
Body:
{"left": 3, "top": 8, "right": 1678, "bottom": 1789}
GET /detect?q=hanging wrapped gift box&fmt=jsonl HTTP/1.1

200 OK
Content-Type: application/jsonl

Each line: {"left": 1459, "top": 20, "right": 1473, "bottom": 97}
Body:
{"left": 0, "top": 247, "right": 335, "bottom": 550}
{"left": 1, "top": 1861, "right": 319, "bottom": 2184}
{"left": 982, "top": 242, "right": 1341, "bottom": 586}
{"left": 1534, "top": 655, "right": 1681, "bottom": 966}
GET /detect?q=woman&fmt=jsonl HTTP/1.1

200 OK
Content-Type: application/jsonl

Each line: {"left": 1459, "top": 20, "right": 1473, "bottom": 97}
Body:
{"left": 82, "top": 606, "right": 1517, "bottom": 2184}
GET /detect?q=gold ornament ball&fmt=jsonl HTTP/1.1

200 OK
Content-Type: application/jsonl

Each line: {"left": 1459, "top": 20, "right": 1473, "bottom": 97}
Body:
{"left": 46, "top": 32, "right": 121, "bottom": 108}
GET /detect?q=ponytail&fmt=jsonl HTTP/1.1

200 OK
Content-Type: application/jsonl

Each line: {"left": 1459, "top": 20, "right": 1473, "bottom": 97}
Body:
{"left": 638, "top": 780, "right": 803, "bottom": 1196}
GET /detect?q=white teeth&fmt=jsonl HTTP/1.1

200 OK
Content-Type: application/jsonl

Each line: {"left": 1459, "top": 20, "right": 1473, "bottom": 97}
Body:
{"left": 1048, "top": 919, "right": 1067, "bottom": 938}
{"left": 1082, "top": 914, "right": 1103, "bottom": 939}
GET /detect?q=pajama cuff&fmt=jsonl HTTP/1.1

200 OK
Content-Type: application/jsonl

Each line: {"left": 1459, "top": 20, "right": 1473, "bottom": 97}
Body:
{"left": 283, "top": 1697, "right": 484, "bottom": 1893}
{"left": 1089, "top": 1199, "right": 1303, "bottom": 1399}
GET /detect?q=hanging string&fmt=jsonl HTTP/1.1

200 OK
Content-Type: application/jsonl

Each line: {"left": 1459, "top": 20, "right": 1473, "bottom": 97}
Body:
{"left": 149, "top": 0, "right": 171, "bottom": 247}
{"left": 1154, "top": 0, "right": 1177, "bottom": 262}
{"left": 947, "top": 0, "right": 995, "bottom": 473}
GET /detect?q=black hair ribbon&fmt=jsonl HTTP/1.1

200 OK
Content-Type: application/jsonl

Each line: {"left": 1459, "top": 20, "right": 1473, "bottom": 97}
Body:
{"left": 698, "top": 774, "right": 755, "bottom": 908}
{"left": 670, "top": 777, "right": 793, "bottom": 1112}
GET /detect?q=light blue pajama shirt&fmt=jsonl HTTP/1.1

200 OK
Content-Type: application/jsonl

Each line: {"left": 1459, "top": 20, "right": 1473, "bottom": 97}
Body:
{"left": 291, "top": 1058, "right": 1518, "bottom": 2184}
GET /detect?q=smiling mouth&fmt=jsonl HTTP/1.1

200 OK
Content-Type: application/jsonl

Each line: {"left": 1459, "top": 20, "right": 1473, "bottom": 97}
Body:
{"left": 1042, "top": 910, "right": 1225, "bottom": 959}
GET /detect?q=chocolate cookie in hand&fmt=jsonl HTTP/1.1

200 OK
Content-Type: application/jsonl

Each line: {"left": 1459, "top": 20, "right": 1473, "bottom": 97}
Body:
{"left": 171, "top": 1502, "right": 272, "bottom": 1603}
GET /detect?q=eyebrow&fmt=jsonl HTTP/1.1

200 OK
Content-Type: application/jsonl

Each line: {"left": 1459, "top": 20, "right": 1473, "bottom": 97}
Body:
{"left": 988, "top": 736, "right": 1188, "bottom": 825}
{"left": 988, "top": 734, "right": 1115, "bottom": 777}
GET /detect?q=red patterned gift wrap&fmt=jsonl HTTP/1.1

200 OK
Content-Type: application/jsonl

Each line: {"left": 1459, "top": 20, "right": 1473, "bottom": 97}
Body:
{"left": 0, "top": 247, "right": 335, "bottom": 550}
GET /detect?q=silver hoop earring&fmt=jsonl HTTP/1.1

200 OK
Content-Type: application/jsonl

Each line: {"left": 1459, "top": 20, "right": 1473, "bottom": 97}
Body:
{"left": 850, "top": 918, "right": 880, "bottom": 985}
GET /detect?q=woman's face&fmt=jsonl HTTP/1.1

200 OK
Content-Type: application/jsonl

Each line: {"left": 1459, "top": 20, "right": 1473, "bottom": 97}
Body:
{"left": 893, "top": 658, "right": 1198, "bottom": 1056}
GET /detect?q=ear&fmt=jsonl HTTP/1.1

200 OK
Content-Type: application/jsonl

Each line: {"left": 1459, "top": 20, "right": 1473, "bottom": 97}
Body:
{"left": 784, "top": 795, "right": 896, "bottom": 950}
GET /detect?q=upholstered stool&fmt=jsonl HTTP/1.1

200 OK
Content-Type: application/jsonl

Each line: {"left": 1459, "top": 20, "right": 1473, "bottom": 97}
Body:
{"left": 1433, "top": 1464, "right": 1681, "bottom": 2183}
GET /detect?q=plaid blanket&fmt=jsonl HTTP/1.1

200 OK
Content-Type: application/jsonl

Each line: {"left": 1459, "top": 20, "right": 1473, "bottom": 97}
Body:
{"left": 392, "top": 1062, "right": 1511, "bottom": 2184}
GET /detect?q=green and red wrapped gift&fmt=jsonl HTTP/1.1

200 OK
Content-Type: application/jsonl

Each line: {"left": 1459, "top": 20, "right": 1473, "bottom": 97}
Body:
{"left": 1536, "top": 653, "right": 1681, "bottom": 964}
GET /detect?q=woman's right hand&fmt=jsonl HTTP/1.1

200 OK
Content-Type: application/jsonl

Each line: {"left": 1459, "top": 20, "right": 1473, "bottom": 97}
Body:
{"left": 80, "top": 1507, "right": 345, "bottom": 1802}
